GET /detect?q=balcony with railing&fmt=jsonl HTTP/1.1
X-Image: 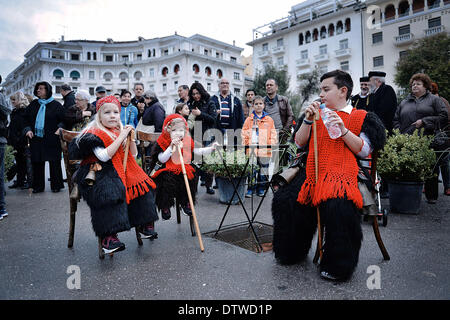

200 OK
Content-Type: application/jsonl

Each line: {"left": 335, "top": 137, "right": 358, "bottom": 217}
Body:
{"left": 314, "top": 53, "right": 329, "bottom": 63}
{"left": 334, "top": 48, "right": 351, "bottom": 58}
{"left": 271, "top": 46, "right": 285, "bottom": 55}
{"left": 425, "top": 25, "right": 445, "bottom": 36}
{"left": 258, "top": 50, "right": 271, "bottom": 59}
{"left": 296, "top": 58, "right": 310, "bottom": 68}
{"left": 394, "top": 33, "right": 415, "bottom": 45}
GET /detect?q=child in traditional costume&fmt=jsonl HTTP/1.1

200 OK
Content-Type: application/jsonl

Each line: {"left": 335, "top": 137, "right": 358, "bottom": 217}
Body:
{"left": 150, "top": 114, "right": 217, "bottom": 220}
{"left": 69, "top": 96, "right": 159, "bottom": 254}
{"left": 273, "top": 70, "right": 386, "bottom": 281}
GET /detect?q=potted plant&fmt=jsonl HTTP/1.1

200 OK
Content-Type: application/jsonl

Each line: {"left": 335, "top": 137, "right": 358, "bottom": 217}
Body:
{"left": 201, "top": 148, "right": 253, "bottom": 205}
{"left": 377, "top": 129, "right": 436, "bottom": 214}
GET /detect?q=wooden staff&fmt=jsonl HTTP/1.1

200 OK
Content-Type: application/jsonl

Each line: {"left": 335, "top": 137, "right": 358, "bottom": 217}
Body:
{"left": 313, "top": 111, "right": 323, "bottom": 263}
{"left": 123, "top": 133, "right": 132, "bottom": 170}
{"left": 123, "top": 110, "right": 133, "bottom": 170}
{"left": 176, "top": 144, "right": 205, "bottom": 252}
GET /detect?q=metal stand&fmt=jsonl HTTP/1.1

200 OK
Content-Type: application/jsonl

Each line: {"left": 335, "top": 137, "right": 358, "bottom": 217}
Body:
{"left": 213, "top": 144, "right": 289, "bottom": 252}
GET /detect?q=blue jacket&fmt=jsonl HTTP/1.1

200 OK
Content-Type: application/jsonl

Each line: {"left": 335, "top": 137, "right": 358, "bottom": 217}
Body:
{"left": 120, "top": 104, "right": 139, "bottom": 128}
{"left": 210, "top": 94, "right": 244, "bottom": 132}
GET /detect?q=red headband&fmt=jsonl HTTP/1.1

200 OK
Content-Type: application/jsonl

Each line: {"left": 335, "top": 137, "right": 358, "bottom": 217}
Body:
{"left": 96, "top": 95, "right": 121, "bottom": 113}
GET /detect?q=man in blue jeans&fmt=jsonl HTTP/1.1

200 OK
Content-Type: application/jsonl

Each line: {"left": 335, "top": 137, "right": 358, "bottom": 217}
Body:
{"left": 0, "top": 75, "right": 12, "bottom": 220}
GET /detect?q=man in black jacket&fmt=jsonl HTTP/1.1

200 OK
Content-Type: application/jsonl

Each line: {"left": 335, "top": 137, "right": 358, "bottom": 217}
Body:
{"left": 368, "top": 71, "right": 397, "bottom": 198}
{"left": 351, "top": 76, "right": 371, "bottom": 111}
{"left": 60, "top": 84, "right": 76, "bottom": 111}
{"left": 142, "top": 90, "right": 166, "bottom": 133}
{"left": 368, "top": 71, "right": 397, "bottom": 133}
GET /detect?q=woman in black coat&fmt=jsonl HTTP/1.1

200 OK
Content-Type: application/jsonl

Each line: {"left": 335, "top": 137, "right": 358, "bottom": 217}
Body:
{"left": 188, "top": 82, "right": 217, "bottom": 194}
{"left": 8, "top": 91, "right": 32, "bottom": 189}
{"left": 24, "top": 81, "right": 65, "bottom": 193}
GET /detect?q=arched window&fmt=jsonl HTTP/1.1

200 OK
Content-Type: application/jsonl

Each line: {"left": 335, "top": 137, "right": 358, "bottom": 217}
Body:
{"left": 345, "top": 18, "right": 351, "bottom": 32}
{"left": 305, "top": 31, "right": 311, "bottom": 43}
{"left": 336, "top": 21, "right": 343, "bottom": 34}
{"left": 398, "top": 1, "right": 410, "bottom": 17}
{"left": 70, "top": 70, "right": 80, "bottom": 80}
{"left": 173, "top": 64, "right": 180, "bottom": 75}
{"left": 134, "top": 71, "right": 143, "bottom": 80}
{"left": 216, "top": 69, "right": 223, "bottom": 79}
{"left": 193, "top": 64, "right": 200, "bottom": 74}
{"left": 328, "top": 24, "right": 335, "bottom": 37}
{"left": 87, "top": 52, "right": 91, "bottom": 60}
{"left": 320, "top": 26, "right": 327, "bottom": 39}
{"left": 385, "top": 4, "right": 395, "bottom": 21}
{"left": 119, "top": 72, "right": 128, "bottom": 82}
{"left": 93, "top": 52, "right": 97, "bottom": 60}
{"left": 103, "top": 72, "right": 113, "bottom": 81}
{"left": 162, "top": 67, "right": 168, "bottom": 77}
{"left": 412, "top": 0, "right": 424, "bottom": 13}
{"left": 313, "top": 28, "right": 319, "bottom": 41}
{"left": 205, "top": 66, "right": 212, "bottom": 77}
{"left": 298, "top": 33, "right": 304, "bottom": 46}
{"left": 53, "top": 69, "right": 64, "bottom": 79}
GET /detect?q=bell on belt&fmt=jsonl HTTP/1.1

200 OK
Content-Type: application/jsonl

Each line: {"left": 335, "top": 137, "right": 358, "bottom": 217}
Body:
{"left": 272, "top": 167, "right": 300, "bottom": 189}
{"left": 85, "top": 169, "right": 96, "bottom": 186}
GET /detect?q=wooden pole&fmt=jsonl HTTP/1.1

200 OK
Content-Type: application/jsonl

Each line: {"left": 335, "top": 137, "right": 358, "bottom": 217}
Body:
{"left": 177, "top": 145, "right": 205, "bottom": 252}
{"left": 313, "top": 112, "right": 323, "bottom": 263}
{"left": 123, "top": 135, "right": 131, "bottom": 170}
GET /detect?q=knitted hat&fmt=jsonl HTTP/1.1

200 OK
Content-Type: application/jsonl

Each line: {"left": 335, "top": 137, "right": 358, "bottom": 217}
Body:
{"left": 96, "top": 95, "right": 121, "bottom": 113}
{"left": 157, "top": 114, "right": 189, "bottom": 150}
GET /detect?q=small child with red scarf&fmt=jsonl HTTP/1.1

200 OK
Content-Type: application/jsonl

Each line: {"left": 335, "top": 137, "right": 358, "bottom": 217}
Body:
{"left": 150, "top": 114, "right": 218, "bottom": 220}
{"left": 69, "top": 96, "right": 159, "bottom": 254}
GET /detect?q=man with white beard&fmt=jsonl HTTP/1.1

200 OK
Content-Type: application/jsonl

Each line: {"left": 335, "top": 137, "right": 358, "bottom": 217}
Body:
{"left": 367, "top": 71, "right": 397, "bottom": 134}
{"left": 351, "top": 76, "right": 371, "bottom": 111}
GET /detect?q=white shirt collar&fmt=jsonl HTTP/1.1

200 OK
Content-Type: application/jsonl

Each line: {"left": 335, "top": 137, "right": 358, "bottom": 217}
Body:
{"left": 334, "top": 104, "right": 353, "bottom": 114}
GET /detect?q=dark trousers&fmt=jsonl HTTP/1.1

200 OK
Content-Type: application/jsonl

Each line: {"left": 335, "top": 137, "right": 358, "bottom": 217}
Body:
{"left": 248, "top": 157, "right": 270, "bottom": 192}
{"left": 440, "top": 154, "right": 450, "bottom": 190}
{"left": 272, "top": 169, "right": 362, "bottom": 279}
{"left": 14, "top": 148, "right": 32, "bottom": 186}
{"left": 32, "top": 160, "right": 64, "bottom": 191}
{"left": 424, "top": 165, "right": 439, "bottom": 201}
{"left": 319, "top": 198, "right": 363, "bottom": 279}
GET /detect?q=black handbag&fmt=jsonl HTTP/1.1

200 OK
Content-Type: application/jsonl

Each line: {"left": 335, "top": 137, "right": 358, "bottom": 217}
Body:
{"left": 431, "top": 123, "right": 449, "bottom": 152}
{"left": 431, "top": 124, "right": 449, "bottom": 165}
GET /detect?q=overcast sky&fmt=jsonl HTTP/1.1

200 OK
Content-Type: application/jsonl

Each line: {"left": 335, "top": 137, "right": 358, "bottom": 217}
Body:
{"left": 0, "top": 0, "right": 304, "bottom": 78}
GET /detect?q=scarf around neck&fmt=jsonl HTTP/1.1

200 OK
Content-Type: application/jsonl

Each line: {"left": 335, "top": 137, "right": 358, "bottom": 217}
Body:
{"left": 252, "top": 110, "right": 268, "bottom": 120}
{"left": 83, "top": 127, "right": 156, "bottom": 204}
{"left": 153, "top": 114, "right": 196, "bottom": 180}
{"left": 35, "top": 97, "right": 54, "bottom": 137}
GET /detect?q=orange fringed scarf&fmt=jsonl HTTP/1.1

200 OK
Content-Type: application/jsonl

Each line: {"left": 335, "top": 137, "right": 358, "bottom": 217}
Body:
{"left": 152, "top": 114, "right": 196, "bottom": 180}
{"left": 297, "top": 108, "right": 367, "bottom": 209}
{"left": 83, "top": 127, "right": 156, "bottom": 204}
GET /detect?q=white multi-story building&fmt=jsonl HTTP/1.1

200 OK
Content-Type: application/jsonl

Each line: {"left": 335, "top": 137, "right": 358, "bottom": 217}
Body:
{"left": 248, "top": 0, "right": 449, "bottom": 95}
{"left": 363, "top": 0, "right": 450, "bottom": 91}
{"left": 247, "top": 0, "right": 364, "bottom": 95}
{"left": 2, "top": 33, "right": 245, "bottom": 113}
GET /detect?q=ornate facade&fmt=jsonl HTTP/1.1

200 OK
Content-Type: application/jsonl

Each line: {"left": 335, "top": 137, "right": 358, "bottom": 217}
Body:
{"left": 2, "top": 34, "right": 245, "bottom": 113}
